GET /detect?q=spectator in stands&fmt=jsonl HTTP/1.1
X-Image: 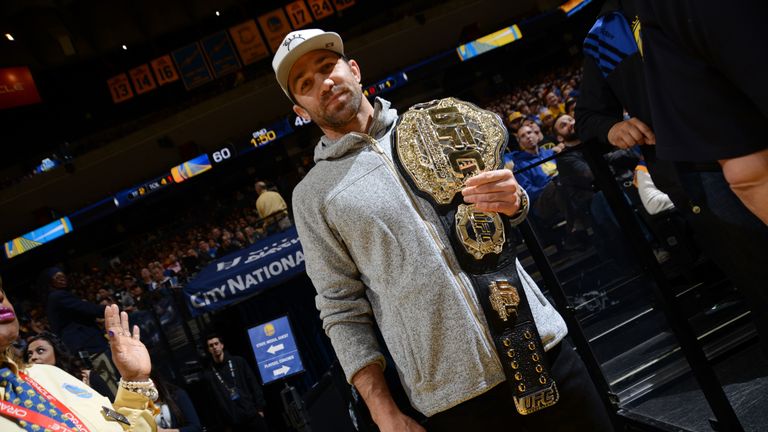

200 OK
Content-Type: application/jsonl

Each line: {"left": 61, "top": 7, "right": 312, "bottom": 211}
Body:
{"left": 506, "top": 111, "right": 525, "bottom": 149}
{"left": 553, "top": 114, "right": 594, "bottom": 247}
{"left": 118, "top": 274, "right": 138, "bottom": 313}
{"left": 218, "top": 237, "right": 239, "bottom": 256}
{"left": 1, "top": 282, "right": 158, "bottom": 431}
{"left": 151, "top": 370, "right": 202, "bottom": 432}
{"left": 637, "top": 1, "right": 768, "bottom": 224}
{"left": 564, "top": 97, "right": 577, "bottom": 117}
{"left": 210, "top": 228, "right": 222, "bottom": 244}
{"left": 234, "top": 230, "right": 249, "bottom": 247}
{"left": 546, "top": 91, "right": 565, "bottom": 118}
{"left": 182, "top": 248, "right": 203, "bottom": 273}
{"left": 634, "top": 159, "right": 675, "bottom": 216}
{"left": 42, "top": 268, "right": 108, "bottom": 355}
{"left": 139, "top": 268, "right": 156, "bottom": 292}
{"left": 507, "top": 125, "right": 570, "bottom": 243}
{"left": 255, "top": 181, "right": 291, "bottom": 233}
{"left": 577, "top": 0, "right": 768, "bottom": 355}
{"left": 25, "top": 331, "right": 114, "bottom": 399}
{"left": 129, "top": 283, "right": 152, "bottom": 312}
{"left": 198, "top": 240, "right": 217, "bottom": 261}
{"left": 529, "top": 121, "right": 558, "bottom": 150}
{"left": 151, "top": 266, "right": 174, "bottom": 290}
{"left": 165, "top": 254, "right": 182, "bottom": 275}
{"left": 203, "top": 333, "right": 268, "bottom": 432}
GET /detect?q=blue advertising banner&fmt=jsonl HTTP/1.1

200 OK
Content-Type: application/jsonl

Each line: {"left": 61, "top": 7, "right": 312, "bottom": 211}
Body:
{"left": 183, "top": 228, "right": 304, "bottom": 316}
{"left": 172, "top": 42, "right": 213, "bottom": 90}
{"left": 248, "top": 316, "right": 305, "bottom": 384}
{"left": 4, "top": 217, "right": 73, "bottom": 259}
{"left": 201, "top": 31, "right": 241, "bottom": 78}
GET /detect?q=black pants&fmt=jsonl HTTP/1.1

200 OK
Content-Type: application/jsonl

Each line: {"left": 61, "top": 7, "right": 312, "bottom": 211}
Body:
{"left": 227, "top": 414, "right": 269, "bottom": 432}
{"left": 427, "top": 340, "right": 614, "bottom": 432}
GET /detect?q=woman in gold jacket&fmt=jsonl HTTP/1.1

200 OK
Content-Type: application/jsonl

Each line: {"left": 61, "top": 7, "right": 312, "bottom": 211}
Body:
{"left": 0, "top": 276, "right": 157, "bottom": 431}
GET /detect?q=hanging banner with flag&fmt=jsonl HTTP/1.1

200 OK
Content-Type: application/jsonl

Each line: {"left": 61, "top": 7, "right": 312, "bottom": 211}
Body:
{"left": 201, "top": 31, "right": 241, "bottom": 78}
{"left": 183, "top": 228, "right": 305, "bottom": 316}
{"left": 229, "top": 20, "right": 270, "bottom": 65}
{"left": 172, "top": 42, "right": 214, "bottom": 90}
{"left": 258, "top": 8, "right": 293, "bottom": 52}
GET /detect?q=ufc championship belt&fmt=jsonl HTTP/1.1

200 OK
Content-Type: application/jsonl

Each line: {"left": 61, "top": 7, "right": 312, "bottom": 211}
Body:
{"left": 392, "top": 98, "right": 558, "bottom": 415}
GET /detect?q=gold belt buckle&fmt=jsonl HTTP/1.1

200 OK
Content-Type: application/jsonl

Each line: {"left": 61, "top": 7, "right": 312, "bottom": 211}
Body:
{"left": 489, "top": 280, "right": 520, "bottom": 322}
{"left": 455, "top": 204, "right": 505, "bottom": 260}
{"left": 394, "top": 97, "right": 507, "bottom": 205}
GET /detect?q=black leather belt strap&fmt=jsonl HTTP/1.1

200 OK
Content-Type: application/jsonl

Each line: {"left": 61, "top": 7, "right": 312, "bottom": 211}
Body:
{"left": 390, "top": 98, "right": 558, "bottom": 415}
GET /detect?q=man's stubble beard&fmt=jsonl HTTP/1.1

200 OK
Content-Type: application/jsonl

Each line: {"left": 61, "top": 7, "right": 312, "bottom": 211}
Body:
{"left": 317, "top": 84, "right": 363, "bottom": 129}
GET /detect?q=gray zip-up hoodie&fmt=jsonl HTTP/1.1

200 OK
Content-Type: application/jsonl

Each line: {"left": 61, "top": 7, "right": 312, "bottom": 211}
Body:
{"left": 293, "top": 98, "right": 568, "bottom": 417}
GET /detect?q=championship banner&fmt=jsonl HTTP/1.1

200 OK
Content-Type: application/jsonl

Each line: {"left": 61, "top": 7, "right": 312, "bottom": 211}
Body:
{"left": 201, "top": 31, "right": 241, "bottom": 78}
{"left": 172, "top": 42, "right": 214, "bottom": 90}
{"left": 258, "top": 8, "right": 293, "bottom": 52}
{"left": 184, "top": 228, "right": 305, "bottom": 316}
{"left": 0, "top": 67, "right": 42, "bottom": 109}
{"left": 456, "top": 24, "right": 523, "bottom": 61}
{"left": 229, "top": 20, "right": 269, "bottom": 65}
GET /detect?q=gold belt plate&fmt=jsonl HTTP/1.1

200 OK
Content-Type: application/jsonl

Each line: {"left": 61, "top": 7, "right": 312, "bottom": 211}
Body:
{"left": 455, "top": 204, "right": 505, "bottom": 260}
{"left": 394, "top": 97, "right": 507, "bottom": 205}
{"left": 513, "top": 382, "right": 559, "bottom": 415}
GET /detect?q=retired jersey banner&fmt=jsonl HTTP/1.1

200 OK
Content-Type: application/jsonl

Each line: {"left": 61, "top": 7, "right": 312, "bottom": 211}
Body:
{"left": 258, "top": 8, "right": 293, "bottom": 52}
{"left": 172, "top": 42, "right": 214, "bottom": 90}
{"left": 107, "top": 73, "right": 134, "bottom": 103}
{"left": 201, "top": 31, "right": 241, "bottom": 78}
{"left": 307, "top": 0, "right": 334, "bottom": 20}
{"left": 285, "top": 0, "right": 313, "bottom": 29}
{"left": 129, "top": 64, "right": 157, "bottom": 95}
{"left": 184, "top": 228, "right": 305, "bottom": 316}
{"left": 0, "top": 67, "right": 42, "bottom": 109}
{"left": 151, "top": 55, "right": 180, "bottom": 86}
{"left": 229, "top": 20, "right": 269, "bottom": 65}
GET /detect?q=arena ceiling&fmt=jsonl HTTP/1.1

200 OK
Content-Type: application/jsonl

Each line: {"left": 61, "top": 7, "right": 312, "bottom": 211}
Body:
{"left": 0, "top": 0, "right": 544, "bottom": 170}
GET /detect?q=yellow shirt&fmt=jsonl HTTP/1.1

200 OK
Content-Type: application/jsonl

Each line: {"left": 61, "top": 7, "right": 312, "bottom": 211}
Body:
{"left": 0, "top": 363, "right": 156, "bottom": 431}
{"left": 548, "top": 103, "right": 565, "bottom": 118}
{"left": 256, "top": 190, "right": 288, "bottom": 219}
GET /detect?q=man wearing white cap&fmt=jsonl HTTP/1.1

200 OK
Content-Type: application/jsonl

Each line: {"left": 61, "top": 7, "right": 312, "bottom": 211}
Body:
{"left": 273, "top": 29, "right": 613, "bottom": 431}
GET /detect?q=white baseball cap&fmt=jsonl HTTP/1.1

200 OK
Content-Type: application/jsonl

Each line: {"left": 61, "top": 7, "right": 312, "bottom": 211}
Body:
{"left": 272, "top": 29, "right": 344, "bottom": 102}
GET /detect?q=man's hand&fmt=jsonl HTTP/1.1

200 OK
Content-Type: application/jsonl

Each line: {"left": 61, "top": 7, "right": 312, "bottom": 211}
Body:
{"left": 352, "top": 364, "right": 426, "bottom": 432}
{"left": 377, "top": 412, "right": 426, "bottom": 432}
{"left": 607, "top": 118, "right": 656, "bottom": 148}
{"left": 462, "top": 169, "right": 522, "bottom": 216}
